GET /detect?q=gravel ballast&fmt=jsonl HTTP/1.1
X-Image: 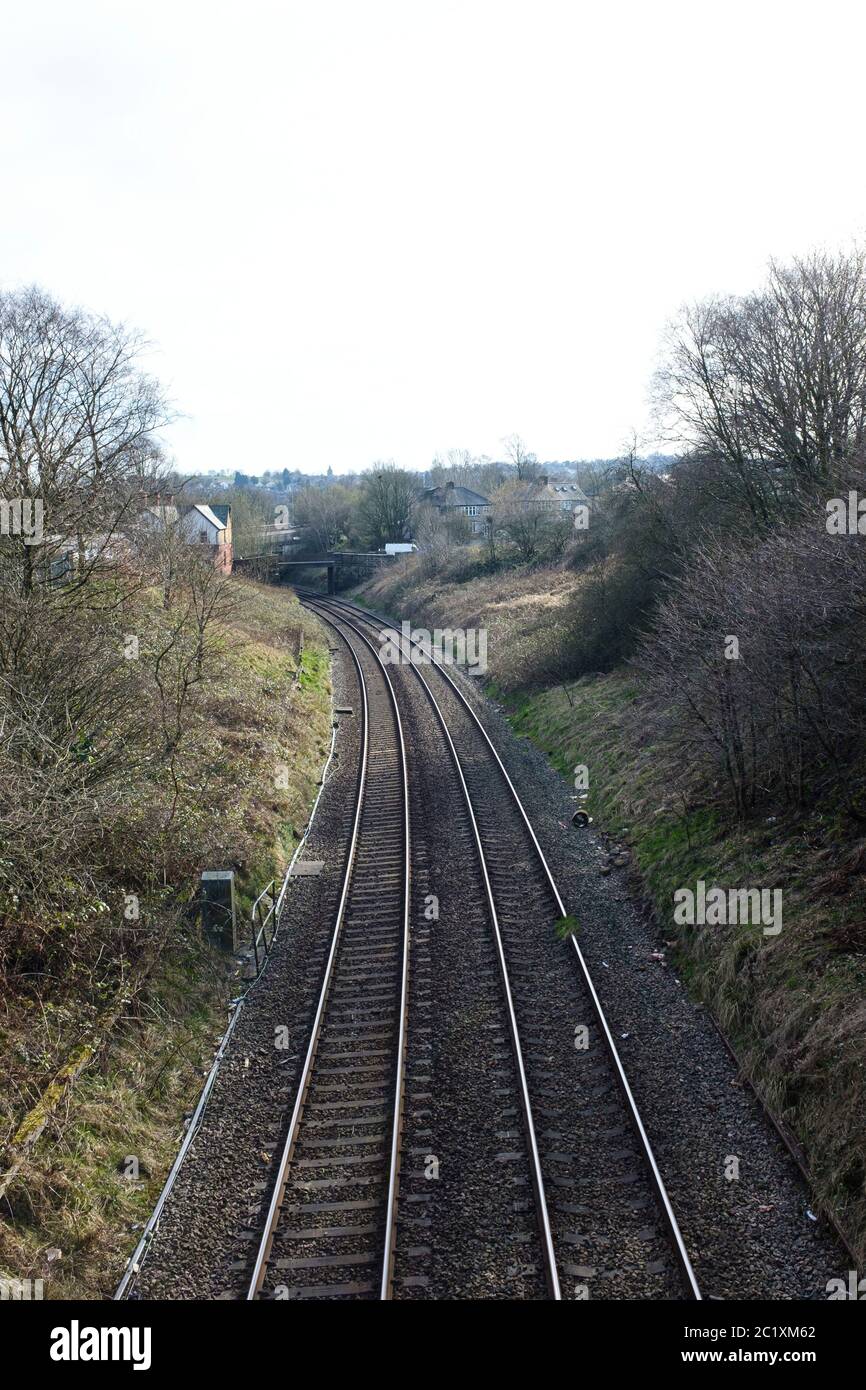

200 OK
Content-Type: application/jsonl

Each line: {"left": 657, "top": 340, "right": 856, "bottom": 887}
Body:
{"left": 332, "top": 594, "right": 848, "bottom": 1300}
{"left": 454, "top": 667, "right": 848, "bottom": 1299}
{"left": 127, "top": 597, "right": 848, "bottom": 1300}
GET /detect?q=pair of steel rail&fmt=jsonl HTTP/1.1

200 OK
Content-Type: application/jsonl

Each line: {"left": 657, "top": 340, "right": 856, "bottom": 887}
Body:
{"left": 246, "top": 609, "right": 409, "bottom": 1300}
{"left": 245, "top": 591, "right": 700, "bottom": 1301}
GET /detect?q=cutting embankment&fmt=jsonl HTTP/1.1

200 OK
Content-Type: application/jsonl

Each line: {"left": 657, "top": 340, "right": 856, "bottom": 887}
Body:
{"left": 0, "top": 579, "right": 331, "bottom": 1297}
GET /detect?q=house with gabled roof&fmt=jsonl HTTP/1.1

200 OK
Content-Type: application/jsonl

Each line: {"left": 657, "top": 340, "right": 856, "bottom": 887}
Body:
{"left": 509, "top": 474, "right": 590, "bottom": 514}
{"left": 137, "top": 492, "right": 233, "bottom": 573}
{"left": 179, "top": 502, "right": 233, "bottom": 573}
{"left": 420, "top": 480, "right": 492, "bottom": 535}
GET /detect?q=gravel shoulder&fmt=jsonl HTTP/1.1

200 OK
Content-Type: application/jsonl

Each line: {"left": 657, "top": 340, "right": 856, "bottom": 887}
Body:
{"left": 452, "top": 666, "right": 848, "bottom": 1300}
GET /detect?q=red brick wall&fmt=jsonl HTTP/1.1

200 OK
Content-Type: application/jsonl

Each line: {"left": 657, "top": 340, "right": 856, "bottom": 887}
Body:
{"left": 214, "top": 539, "right": 233, "bottom": 575}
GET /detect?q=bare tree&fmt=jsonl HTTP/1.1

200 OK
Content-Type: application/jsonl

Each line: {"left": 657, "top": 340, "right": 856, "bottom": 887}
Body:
{"left": 427, "top": 449, "right": 505, "bottom": 498}
{"left": 492, "top": 479, "right": 557, "bottom": 561}
{"left": 654, "top": 249, "right": 866, "bottom": 528}
{"left": 358, "top": 463, "right": 417, "bottom": 549}
{"left": 0, "top": 286, "right": 172, "bottom": 595}
{"left": 634, "top": 490, "right": 866, "bottom": 820}
{"left": 293, "top": 482, "right": 360, "bottom": 551}
{"left": 412, "top": 496, "right": 471, "bottom": 573}
{"left": 502, "top": 433, "right": 539, "bottom": 481}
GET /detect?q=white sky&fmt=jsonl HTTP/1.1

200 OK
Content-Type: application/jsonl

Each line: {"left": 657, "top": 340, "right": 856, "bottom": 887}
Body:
{"left": 3, "top": 0, "right": 866, "bottom": 475}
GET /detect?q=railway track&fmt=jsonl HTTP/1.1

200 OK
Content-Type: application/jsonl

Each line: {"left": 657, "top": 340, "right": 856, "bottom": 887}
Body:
{"left": 246, "top": 622, "right": 410, "bottom": 1300}
{"left": 301, "top": 590, "right": 702, "bottom": 1301}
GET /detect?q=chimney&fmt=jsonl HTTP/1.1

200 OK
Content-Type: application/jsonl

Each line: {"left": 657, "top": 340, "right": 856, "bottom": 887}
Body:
{"left": 445, "top": 480, "right": 455, "bottom": 491}
{"left": 538, "top": 474, "right": 548, "bottom": 487}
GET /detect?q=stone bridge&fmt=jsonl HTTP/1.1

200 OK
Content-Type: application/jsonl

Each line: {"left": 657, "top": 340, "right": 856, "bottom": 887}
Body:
{"left": 233, "top": 550, "right": 394, "bottom": 592}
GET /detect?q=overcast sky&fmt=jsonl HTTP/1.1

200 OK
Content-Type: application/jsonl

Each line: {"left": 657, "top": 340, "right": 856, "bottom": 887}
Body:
{"left": 3, "top": 1, "right": 866, "bottom": 475}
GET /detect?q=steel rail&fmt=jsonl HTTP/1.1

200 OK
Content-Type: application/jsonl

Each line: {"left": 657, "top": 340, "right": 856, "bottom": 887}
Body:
{"left": 310, "top": 605, "right": 412, "bottom": 1302}
{"left": 246, "top": 618, "right": 411, "bottom": 1301}
{"left": 307, "top": 598, "right": 561, "bottom": 1299}
{"left": 305, "top": 591, "right": 703, "bottom": 1301}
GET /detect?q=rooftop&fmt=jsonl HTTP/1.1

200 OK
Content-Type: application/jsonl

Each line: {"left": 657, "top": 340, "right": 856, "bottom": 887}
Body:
{"left": 422, "top": 483, "right": 491, "bottom": 507}
{"left": 190, "top": 503, "right": 228, "bottom": 531}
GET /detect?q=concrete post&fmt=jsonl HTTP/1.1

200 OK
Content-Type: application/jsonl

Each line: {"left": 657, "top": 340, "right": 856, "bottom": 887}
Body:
{"left": 201, "top": 870, "right": 238, "bottom": 951}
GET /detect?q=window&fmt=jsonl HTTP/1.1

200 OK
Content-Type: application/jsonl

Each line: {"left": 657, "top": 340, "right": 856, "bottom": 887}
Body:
{"left": 466, "top": 505, "right": 478, "bottom": 516}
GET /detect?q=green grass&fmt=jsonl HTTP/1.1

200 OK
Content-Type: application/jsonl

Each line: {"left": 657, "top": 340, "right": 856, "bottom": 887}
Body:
{"left": 504, "top": 671, "right": 866, "bottom": 1259}
{"left": 298, "top": 643, "right": 328, "bottom": 692}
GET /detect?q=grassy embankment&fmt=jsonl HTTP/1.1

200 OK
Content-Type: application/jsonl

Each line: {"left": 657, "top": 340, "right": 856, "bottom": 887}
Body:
{"left": 357, "top": 551, "right": 582, "bottom": 687}
{"left": 0, "top": 579, "right": 332, "bottom": 1297}
{"left": 357, "top": 556, "right": 866, "bottom": 1259}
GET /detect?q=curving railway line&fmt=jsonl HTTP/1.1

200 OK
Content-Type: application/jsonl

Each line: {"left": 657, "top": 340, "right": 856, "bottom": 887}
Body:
{"left": 115, "top": 586, "right": 851, "bottom": 1304}
{"left": 273, "top": 589, "right": 703, "bottom": 1301}
{"left": 247, "top": 619, "right": 410, "bottom": 1300}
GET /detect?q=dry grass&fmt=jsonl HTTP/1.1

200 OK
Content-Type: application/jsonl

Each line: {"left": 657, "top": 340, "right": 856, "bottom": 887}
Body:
{"left": 0, "top": 931, "right": 228, "bottom": 1297}
{"left": 0, "top": 577, "right": 333, "bottom": 1297}
{"left": 359, "top": 558, "right": 586, "bottom": 689}
{"left": 508, "top": 673, "right": 866, "bottom": 1259}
